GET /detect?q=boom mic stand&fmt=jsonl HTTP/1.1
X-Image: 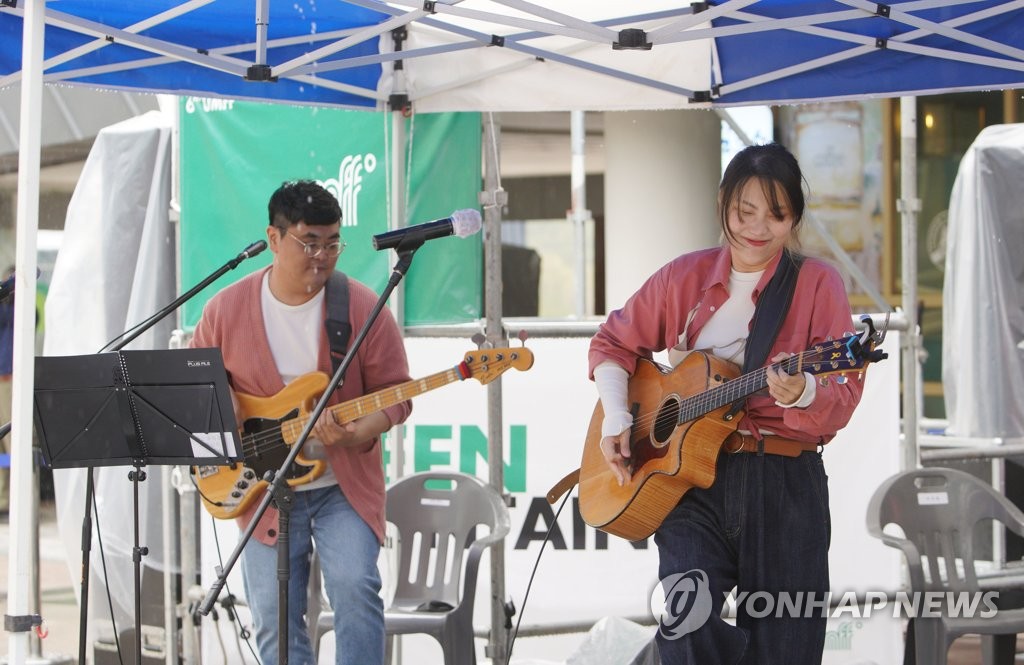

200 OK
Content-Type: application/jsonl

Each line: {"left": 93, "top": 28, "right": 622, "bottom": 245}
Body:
{"left": 34, "top": 240, "right": 266, "bottom": 665}
{"left": 197, "top": 237, "right": 424, "bottom": 665}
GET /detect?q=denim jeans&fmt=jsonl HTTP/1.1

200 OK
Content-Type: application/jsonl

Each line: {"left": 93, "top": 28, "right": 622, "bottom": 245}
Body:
{"left": 242, "top": 485, "right": 385, "bottom": 665}
{"left": 654, "top": 450, "right": 831, "bottom": 665}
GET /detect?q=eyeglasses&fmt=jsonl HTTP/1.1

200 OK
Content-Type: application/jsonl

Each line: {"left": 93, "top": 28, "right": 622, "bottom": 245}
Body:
{"left": 285, "top": 231, "right": 346, "bottom": 258}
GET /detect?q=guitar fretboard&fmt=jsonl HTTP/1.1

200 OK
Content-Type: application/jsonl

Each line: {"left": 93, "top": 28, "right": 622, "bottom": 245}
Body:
{"left": 280, "top": 365, "right": 467, "bottom": 440}
{"left": 677, "top": 345, "right": 851, "bottom": 423}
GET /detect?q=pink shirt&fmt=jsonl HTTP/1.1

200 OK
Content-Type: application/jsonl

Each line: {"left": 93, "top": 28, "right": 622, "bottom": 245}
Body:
{"left": 589, "top": 246, "right": 864, "bottom": 443}
{"left": 191, "top": 267, "right": 412, "bottom": 544}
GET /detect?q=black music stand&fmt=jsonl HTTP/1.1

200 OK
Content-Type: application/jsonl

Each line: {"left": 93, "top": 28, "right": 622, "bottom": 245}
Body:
{"left": 33, "top": 347, "right": 239, "bottom": 664}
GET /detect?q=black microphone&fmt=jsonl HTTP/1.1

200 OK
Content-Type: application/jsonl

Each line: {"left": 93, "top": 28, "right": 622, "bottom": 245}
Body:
{"left": 240, "top": 239, "right": 268, "bottom": 260}
{"left": 227, "top": 240, "right": 268, "bottom": 269}
{"left": 372, "top": 210, "right": 483, "bottom": 251}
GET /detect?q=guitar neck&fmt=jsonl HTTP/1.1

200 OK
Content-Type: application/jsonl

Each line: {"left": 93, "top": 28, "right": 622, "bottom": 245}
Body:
{"left": 282, "top": 366, "right": 466, "bottom": 440}
{"left": 678, "top": 354, "right": 803, "bottom": 422}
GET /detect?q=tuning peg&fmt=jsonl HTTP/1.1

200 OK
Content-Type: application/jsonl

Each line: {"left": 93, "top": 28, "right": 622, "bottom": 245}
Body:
{"left": 819, "top": 377, "right": 829, "bottom": 386}
{"left": 516, "top": 329, "right": 529, "bottom": 346}
{"left": 825, "top": 335, "right": 833, "bottom": 342}
{"left": 835, "top": 375, "right": 848, "bottom": 385}
{"left": 471, "top": 332, "right": 487, "bottom": 349}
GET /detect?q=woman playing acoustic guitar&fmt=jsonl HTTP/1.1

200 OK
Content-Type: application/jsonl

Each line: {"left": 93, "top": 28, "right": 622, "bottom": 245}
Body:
{"left": 589, "top": 143, "right": 866, "bottom": 665}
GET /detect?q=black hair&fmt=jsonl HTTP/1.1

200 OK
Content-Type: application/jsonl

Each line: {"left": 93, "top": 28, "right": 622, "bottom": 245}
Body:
{"left": 718, "top": 143, "right": 806, "bottom": 243}
{"left": 267, "top": 180, "right": 342, "bottom": 229}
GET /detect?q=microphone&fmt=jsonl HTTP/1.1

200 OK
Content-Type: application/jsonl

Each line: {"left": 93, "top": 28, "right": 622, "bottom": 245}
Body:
{"left": 240, "top": 239, "right": 268, "bottom": 260}
{"left": 227, "top": 240, "right": 268, "bottom": 269}
{"left": 372, "top": 209, "right": 482, "bottom": 251}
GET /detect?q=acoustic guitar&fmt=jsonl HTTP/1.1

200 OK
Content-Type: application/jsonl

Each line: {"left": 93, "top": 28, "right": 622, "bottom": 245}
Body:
{"left": 194, "top": 346, "right": 534, "bottom": 519}
{"left": 578, "top": 321, "right": 887, "bottom": 541}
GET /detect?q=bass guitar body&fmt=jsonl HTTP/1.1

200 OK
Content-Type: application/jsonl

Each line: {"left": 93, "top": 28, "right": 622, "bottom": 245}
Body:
{"left": 579, "top": 352, "right": 742, "bottom": 541}
{"left": 194, "top": 373, "right": 330, "bottom": 520}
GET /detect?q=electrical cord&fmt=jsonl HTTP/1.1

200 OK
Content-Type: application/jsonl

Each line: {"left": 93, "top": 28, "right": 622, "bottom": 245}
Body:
{"left": 504, "top": 488, "right": 573, "bottom": 665}
{"left": 91, "top": 481, "right": 126, "bottom": 665}
{"left": 207, "top": 511, "right": 263, "bottom": 664}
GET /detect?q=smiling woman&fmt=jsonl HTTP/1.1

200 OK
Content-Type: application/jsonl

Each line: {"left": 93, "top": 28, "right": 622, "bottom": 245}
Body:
{"left": 587, "top": 142, "right": 867, "bottom": 664}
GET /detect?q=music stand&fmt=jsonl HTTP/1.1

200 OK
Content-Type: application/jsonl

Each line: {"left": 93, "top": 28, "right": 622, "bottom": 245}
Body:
{"left": 33, "top": 347, "right": 239, "bottom": 665}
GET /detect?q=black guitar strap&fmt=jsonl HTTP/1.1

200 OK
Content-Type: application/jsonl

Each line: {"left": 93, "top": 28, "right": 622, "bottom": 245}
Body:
{"left": 724, "top": 248, "right": 804, "bottom": 420}
{"left": 325, "top": 271, "right": 352, "bottom": 376}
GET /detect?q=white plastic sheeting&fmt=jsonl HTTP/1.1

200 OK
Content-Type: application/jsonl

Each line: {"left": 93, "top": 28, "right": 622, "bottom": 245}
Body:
{"left": 41, "top": 109, "right": 176, "bottom": 641}
{"left": 943, "top": 123, "right": 1024, "bottom": 439}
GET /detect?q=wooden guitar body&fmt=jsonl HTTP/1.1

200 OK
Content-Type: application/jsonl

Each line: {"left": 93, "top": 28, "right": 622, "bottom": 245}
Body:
{"left": 576, "top": 320, "right": 890, "bottom": 541}
{"left": 579, "top": 352, "right": 742, "bottom": 541}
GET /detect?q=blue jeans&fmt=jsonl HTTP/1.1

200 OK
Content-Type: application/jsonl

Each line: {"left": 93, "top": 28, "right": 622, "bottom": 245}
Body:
{"left": 242, "top": 485, "right": 384, "bottom": 665}
{"left": 654, "top": 450, "right": 831, "bottom": 665}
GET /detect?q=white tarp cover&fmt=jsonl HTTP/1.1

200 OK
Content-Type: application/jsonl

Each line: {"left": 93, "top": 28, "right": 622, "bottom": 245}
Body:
{"left": 42, "top": 109, "right": 175, "bottom": 639}
{"left": 943, "top": 123, "right": 1024, "bottom": 439}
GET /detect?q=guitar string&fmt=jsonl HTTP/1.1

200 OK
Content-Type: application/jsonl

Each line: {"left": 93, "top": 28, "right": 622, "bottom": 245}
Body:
{"left": 235, "top": 367, "right": 463, "bottom": 458}
{"left": 624, "top": 344, "right": 849, "bottom": 435}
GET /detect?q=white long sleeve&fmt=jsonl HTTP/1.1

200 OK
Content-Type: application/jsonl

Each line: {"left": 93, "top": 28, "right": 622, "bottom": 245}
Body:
{"left": 593, "top": 361, "right": 633, "bottom": 438}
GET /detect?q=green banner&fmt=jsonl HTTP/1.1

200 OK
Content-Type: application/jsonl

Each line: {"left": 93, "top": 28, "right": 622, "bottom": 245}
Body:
{"left": 179, "top": 99, "right": 481, "bottom": 328}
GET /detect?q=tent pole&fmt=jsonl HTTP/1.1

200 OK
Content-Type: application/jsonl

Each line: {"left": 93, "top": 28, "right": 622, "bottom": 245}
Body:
{"left": 481, "top": 113, "right": 510, "bottom": 665}
{"left": 7, "top": 1, "right": 44, "bottom": 665}
{"left": 570, "top": 110, "right": 589, "bottom": 318}
{"left": 898, "top": 96, "right": 920, "bottom": 471}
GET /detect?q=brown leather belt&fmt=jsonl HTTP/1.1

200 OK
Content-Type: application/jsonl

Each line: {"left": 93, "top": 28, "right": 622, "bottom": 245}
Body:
{"left": 723, "top": 432, "right": 819, "bottom": 457}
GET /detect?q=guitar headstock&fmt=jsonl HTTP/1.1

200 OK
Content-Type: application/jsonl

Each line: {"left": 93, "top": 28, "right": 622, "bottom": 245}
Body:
{"left": 461, "top": 347, "right": 535, "bottom": 385}
{"left": 787, "top": 315, "right": 890, "bottom": 378}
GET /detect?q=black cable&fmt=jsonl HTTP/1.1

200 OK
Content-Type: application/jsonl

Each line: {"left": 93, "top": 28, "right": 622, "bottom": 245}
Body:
{"left": 91, "top": 482, "right": 126, "bottom": 665}
{"left": 505, "top": 488, "right": 573, "bottom": 665}
{"left": 208, "top": 511, "right": 263, "bottom": 664}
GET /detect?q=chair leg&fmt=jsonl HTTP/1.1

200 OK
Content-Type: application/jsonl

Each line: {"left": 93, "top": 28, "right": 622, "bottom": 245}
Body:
{"left": 439, "top": 623, "right": 476, "bottom": 665}
{"left": 980, "top": 634, "right": 1018, "bottom": 665}
{"left": 910, "top": 617, "right": 949, "bottom": 665}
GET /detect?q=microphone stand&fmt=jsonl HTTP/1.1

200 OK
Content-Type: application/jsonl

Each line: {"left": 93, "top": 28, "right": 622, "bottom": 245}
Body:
{"left": 197, "top": 238, "right": 423, "bottom": 665}
{"left": 0, "top": 244, "right": 263, "bottom": 442}
{"left": 65, "top": 241, "right": 266, "bottom": 665}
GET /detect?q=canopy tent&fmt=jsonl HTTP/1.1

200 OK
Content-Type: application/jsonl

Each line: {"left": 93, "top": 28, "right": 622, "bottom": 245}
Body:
{"left": 3, "top": 1, "right": 1024, "bottom": 112}
{"left": 3, "top": 1, "right": 1024, "bottom": 663}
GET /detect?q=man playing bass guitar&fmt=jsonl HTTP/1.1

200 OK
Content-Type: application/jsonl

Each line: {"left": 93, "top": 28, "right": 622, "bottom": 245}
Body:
{"left": 191, "top": 179, "right": 411, "bottom": 665}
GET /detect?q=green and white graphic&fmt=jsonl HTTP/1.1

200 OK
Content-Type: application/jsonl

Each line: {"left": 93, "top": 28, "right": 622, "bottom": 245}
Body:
{"left": 179, "top": 100, "right": 482, "bottom": 328}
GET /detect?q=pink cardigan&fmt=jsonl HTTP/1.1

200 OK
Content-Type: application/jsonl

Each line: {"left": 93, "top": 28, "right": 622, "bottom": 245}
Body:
{"left": 191, "top": 267, "right": 412, "bottom": 544}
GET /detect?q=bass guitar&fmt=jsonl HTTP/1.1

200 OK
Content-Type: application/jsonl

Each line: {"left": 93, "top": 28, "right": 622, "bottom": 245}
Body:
{"left": 194, "top": 345, "right": 534, "bottom": 519}
{"left": 578, "top": 319, "right": 887, "bottom": 541}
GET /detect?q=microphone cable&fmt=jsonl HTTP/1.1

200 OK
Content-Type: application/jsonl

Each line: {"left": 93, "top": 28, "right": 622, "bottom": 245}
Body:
{"left": 504, "top": 487, "right": 574, "bottom": 665}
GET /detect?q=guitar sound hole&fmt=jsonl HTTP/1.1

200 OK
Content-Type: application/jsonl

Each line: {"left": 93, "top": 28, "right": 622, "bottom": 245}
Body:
{"left": 651, "top": 397, "right": 681, "bottom": 447}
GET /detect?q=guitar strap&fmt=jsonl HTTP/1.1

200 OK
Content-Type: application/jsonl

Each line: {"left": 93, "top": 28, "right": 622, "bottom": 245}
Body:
{"left": 325, "top": 271, "right": 352, "bottom": 376}
{"left": 546, "top": 250, "right": 806, "bottom": 506}
{"left": 724, "top": 248, "right": 804, "bottom": 420}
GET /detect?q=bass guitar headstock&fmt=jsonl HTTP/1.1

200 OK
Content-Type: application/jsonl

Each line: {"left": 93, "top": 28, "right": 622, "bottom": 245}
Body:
{"left": 460, "top": 346, "right": 534, "bottom": 385}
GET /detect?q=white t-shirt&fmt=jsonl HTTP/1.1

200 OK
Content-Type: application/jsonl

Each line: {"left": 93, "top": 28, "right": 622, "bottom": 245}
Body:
{"left": 261, "top": 271, "right": 337, "bottom": 490}
{"left": 693, "top": 268, "right": 761, "bottom": 366}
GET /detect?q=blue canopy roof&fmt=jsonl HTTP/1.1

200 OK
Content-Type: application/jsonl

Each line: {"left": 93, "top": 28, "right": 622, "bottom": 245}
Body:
{"left": 1, "top": 1, "right": 1023, "bottom": 110}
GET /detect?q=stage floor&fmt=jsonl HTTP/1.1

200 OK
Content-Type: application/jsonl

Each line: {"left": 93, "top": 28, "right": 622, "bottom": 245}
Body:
{"left": 0, "top": 501, "right": 1020, "bottom": 664}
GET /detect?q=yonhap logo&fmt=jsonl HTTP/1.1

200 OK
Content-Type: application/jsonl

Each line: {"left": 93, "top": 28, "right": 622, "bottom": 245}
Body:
{"left": 651, "top": 569, "right": 714, "bottom": 640}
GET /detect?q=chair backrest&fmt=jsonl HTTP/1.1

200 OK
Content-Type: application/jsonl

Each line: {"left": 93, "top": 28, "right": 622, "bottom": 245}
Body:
{"left": 386, "top": 471, "right": 510, "bottom": 610}
{"left": 866, "top": 467, "right": 1024, "bottom": 593}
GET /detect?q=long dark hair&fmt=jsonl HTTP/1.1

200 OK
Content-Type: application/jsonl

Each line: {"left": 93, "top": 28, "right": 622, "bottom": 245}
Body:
{"left": 718, "top": 143, "right": 806, "bottom": 245}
